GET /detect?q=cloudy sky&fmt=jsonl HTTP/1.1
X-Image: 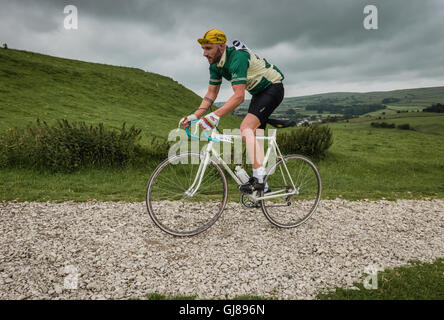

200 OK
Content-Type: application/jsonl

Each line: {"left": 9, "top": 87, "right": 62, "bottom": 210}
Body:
{"left": 1, "top": 0, "right": 444, "bottom": 101}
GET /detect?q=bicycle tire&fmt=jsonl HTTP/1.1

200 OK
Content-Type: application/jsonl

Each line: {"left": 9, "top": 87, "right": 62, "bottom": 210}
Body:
{"left": 146, "top": 152, "right": 228, "bottom": 236}
{"left": 260, "top": 154, "right": 321, "bottom": 228}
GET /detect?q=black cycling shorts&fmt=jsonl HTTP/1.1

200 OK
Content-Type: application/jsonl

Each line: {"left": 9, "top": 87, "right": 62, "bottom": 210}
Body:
{"left": 248, "top": 83, "right": 284, "bottom": 129}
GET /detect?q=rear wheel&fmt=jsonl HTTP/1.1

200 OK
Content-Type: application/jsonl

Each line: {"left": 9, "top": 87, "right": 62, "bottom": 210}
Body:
{"left": 260, "top": 155, "right": 321, "bottom": 228}
{"left": 146, "top": 152, "right": 228, "bottom": 236}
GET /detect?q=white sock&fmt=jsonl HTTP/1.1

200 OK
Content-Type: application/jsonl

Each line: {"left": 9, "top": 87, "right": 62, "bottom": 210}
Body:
{"left": 253, "top": 167, "right": 269, "bottom": 192}
{"left": 253, "top": 167, "right": 264, "bottom": 183}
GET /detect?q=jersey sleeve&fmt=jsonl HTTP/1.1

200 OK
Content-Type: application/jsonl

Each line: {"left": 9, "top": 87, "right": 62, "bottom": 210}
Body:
{"left": 229, "top": 52, "right": 249, "bottom": 86}
{"left": 209, "top": 64, "right": 222, "bottom": 85}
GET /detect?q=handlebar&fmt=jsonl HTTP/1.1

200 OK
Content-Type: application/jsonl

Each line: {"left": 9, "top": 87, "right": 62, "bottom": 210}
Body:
{"left": 184, "top": 119, "right": 220, "bottom": 142}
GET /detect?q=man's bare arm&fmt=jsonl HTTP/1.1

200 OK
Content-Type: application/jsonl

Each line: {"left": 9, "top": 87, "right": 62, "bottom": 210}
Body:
{"left": 194, "top": 84, "right": 220, "bottom": 118}
{"left": 213, "top": 84, "right": 245, "bottom": 117}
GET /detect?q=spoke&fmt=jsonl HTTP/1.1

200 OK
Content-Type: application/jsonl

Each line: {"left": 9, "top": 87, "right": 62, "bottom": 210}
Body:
{"left": 153, "top": 183, "right": 187, "bottom": 197}
{"left": 297, "top": 168, "right": 311, "bottom": 190}
{"left": 200, "top": 169, "right": 222, "bottom": 187}
{"left": 157, "top": 172, "right": 188, "bottom": 191}
{"left": 300, "top": 176, "right": 315, "bottom": 194}
{"left": 294, "top": 160, "right": 305, "bottom": 189}
{"left": 172, "top": 165, "right": 193, "bottom": 190}
{"left": 153, "top": 189, "right": 187, "bottom": 199}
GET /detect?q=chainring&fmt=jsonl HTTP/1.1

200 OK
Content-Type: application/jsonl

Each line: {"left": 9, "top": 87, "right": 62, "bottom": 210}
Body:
{"left": 240, "top": 192, "right": 261, "bottom": 208}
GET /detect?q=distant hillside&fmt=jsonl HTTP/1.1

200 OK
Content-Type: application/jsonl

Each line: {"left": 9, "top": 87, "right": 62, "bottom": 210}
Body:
{"left": 281, "top": 87, "right": 444, "bottom": 108}
{"left": 0, "top": 48, "right": 241, "bottom": 142}
{"left": 216, "top": 86, "right": 444, "bottom": 109}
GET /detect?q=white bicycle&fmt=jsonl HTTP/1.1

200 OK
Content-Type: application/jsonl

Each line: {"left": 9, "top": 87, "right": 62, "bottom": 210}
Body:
{"left": 145, "top": 119, "right": 321, "bottom": 236}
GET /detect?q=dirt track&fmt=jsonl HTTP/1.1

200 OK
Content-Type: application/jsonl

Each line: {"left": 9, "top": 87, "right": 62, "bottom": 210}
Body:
{"left": 0, "top": 199, "right": 443, "bottom": 299}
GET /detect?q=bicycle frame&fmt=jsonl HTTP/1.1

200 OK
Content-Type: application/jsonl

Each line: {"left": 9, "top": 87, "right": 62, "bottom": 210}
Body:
{"left": 183, "top": 126, "right": 299, "bottom": 202}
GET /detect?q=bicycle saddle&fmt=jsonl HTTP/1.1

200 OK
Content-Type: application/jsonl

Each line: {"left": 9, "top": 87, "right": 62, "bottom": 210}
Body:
{"left": 266, "top": 118, "right": 295, "bottom": 128}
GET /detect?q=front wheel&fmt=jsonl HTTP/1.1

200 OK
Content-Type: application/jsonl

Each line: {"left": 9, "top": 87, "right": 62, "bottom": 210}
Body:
{"left": 260, "top": 155, "right": 321, "bottom": 228}
{"left": 146, "top": 152, "right": 228, "bottom": 236}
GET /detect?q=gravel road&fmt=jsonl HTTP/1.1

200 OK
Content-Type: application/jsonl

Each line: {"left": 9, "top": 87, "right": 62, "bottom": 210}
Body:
{"left": 1, "top": 199, "right": 443, "bottom": 300}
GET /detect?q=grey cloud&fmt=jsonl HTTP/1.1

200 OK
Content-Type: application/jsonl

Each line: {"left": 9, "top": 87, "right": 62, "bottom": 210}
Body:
{"left": 1, "top": 0, "right": 443, "bottom": 101}
{"left": 7, "top": 0, "right": 437, "bottom": 47}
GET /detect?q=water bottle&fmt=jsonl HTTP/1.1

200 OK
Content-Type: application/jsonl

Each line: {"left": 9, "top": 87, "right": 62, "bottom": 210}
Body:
{"left": 235, "top": 166, "right": 250, "bottom": 184}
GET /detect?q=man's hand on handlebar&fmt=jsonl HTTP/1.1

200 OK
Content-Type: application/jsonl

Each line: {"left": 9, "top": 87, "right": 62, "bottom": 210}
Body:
{"left": 180, "top": 114, "right": 198, "bottom": 128}
{"left": 198, "top": 112, "right": 220, "bottom": 131}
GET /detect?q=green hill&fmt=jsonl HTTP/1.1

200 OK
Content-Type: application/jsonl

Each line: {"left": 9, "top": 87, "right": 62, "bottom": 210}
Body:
{"left": 0, "top": 48, "right": 242, "bottom": 142}
{"left": 279, "top": 86, "right": 444, "bottom": 107}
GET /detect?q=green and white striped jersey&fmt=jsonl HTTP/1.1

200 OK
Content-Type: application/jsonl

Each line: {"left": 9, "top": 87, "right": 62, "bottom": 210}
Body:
{"left": 209, "top": 43, "right": 284, "bottom": 96}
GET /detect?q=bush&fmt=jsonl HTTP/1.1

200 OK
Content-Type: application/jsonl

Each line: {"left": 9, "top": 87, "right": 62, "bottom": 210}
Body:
{"left": 397, "top": 123, "right": 413, "bottom": 130}
{"left": 423, "top": 103, "right": 444, "bottom": 113}
{"left": 276, "top": 124, "right": 333, "bottom": 158}
{"left": 0, "top": 119, "right": 169, "bottom": 172}
{"left": 371, "top": 122, "right": 395, "bottom": 129}
{"left": 139, "top": 136, "right": 171, "bottom": 163}
{"left": 381, "top": 98, "right": 400, "bottom": 104}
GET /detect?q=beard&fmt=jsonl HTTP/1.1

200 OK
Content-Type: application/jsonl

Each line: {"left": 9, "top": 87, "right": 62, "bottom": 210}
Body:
{"left": 208, "top": 47, "right": 223, "bottom": 64}
{"left": 214, "top": 47, "right": 223, "bottom": 63}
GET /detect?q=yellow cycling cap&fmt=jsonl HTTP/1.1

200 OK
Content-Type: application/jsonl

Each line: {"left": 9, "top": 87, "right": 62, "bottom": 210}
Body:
{"left": 197, "top": 29, "right": 227, "bottom": 45}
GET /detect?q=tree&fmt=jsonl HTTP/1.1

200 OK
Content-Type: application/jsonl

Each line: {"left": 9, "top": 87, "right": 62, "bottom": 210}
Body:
{"left": 423, "top": 103, "right": 444, "bottom": 113}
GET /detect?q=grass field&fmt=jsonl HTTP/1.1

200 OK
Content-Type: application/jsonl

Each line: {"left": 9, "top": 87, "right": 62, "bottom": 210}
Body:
{"left": 365, "top": 105, "right": 425, "bottom": 116}
{"left": 1, "top": 112, "right": 443, "bottom": 202}
{"left": 373, "top": 113, "right": 444, "bottom": 135}
{"left": 348, "top": 112, "right": 444, "bottom": 135}
{"left": 317, "top": 258, "right": 444, "bottom": 300}
{"left": 318, "top": 113, "right": 444, "bottom": 200}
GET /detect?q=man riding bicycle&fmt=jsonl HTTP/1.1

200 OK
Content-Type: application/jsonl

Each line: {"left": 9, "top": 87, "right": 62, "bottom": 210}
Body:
{"left": 180, "top": 29, "right": 284, "bottom": 193}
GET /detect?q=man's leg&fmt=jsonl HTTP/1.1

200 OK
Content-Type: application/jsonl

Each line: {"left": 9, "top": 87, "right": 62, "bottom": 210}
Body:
{"left": 255, "top": 127, "right": 265, "bottom": 164}
{"left": 240, "top": 113, "right": 263, "bottom": 169}
{"left": 241, "top": 83, "right": 284, "bottom": 192}
{"left": 240, "top": 114, "right": 270, "bottom": 193}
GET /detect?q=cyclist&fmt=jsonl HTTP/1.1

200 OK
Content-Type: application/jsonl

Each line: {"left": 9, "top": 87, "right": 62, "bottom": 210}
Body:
{"left": 180, "top": 29, "right": 284, "bottom": 193}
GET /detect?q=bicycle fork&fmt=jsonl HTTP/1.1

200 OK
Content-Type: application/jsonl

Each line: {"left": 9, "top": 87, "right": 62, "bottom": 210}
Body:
{"left": 184, "top": 145, "right": 212, "bottom": 198}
